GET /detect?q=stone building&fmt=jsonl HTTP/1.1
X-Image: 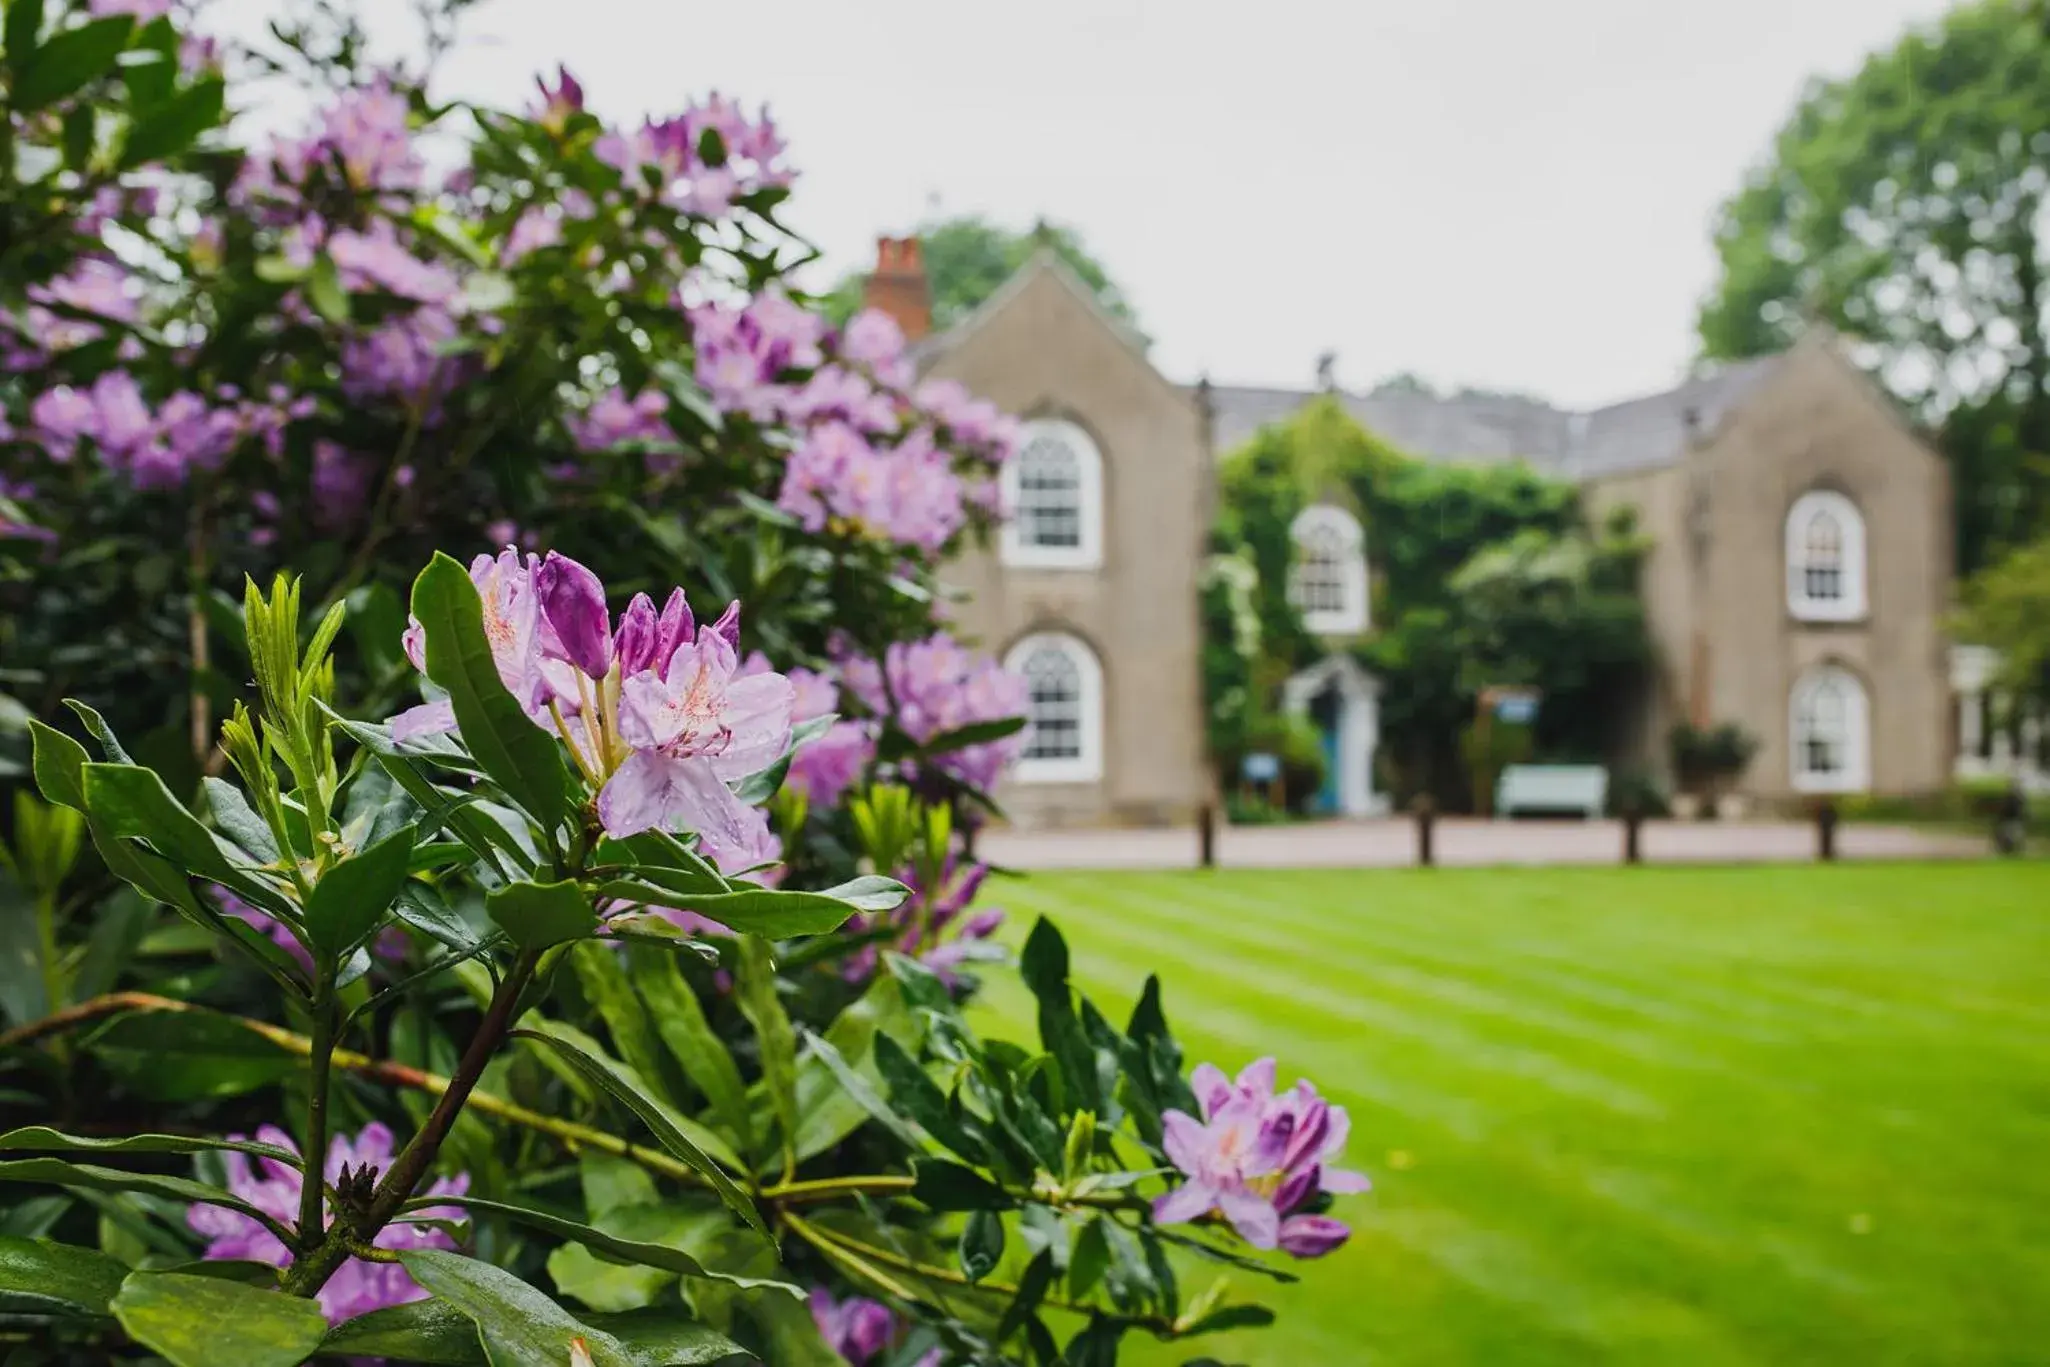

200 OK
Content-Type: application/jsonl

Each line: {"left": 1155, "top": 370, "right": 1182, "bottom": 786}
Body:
{"left": 864, "top": 240, "right": 1968, "bottom": 825}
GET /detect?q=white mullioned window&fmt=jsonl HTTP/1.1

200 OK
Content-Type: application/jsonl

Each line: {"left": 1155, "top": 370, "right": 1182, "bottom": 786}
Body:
{"left": 1790, "top": 663, "right": 1871, "bottom": 793}
{"left": 1000, "top": 419, "right": 1104, "bottom": 569}
{"left": 1288, "top": 504, "right": 1369, "bottom": 636}
{"left": 1004, "top": 632, "right": 1104, "bottom": 783}
{"left": 1786, "top": 489, "right": 1867, "bottom": 621}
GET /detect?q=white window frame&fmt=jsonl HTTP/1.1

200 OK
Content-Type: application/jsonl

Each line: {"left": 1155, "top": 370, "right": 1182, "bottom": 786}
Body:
{"left": 1288, "top": 504, "right": 1370, "bottom": 636}
{"left": 1785, "top": 490, "right": 1867, "bottom": 622}
{"left": 1003, "top": 631, "right": 1105, "bottom": 784}
{"left": 1000, "top": 418, "right": 1104, "bottom": 570}
{"left": 1789, "top": 664, "right": 1871, "bottom": 794}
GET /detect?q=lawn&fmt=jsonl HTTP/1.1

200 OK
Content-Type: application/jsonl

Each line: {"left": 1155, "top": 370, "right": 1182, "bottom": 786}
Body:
{"left": 967, "top": 862, "right": 2050, "bottom": 1366}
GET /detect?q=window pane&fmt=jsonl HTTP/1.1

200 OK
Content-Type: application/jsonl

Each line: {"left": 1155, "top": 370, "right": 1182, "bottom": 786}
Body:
{"left": 1017, "top": 431, "right": 1083, "bottom": 549}
{"left": 1022, "top": 647, "right": 1083, "bottom": 761}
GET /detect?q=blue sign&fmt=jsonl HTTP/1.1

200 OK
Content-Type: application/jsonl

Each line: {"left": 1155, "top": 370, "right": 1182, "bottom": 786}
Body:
{"left": 1495, "top": 694, "right": 1539, "bottom": 725}
{"left": 1242, "top": 752, "right": 1281, "bottom": 784}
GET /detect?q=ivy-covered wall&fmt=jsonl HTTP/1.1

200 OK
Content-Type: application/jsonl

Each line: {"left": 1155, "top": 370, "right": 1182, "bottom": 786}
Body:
{"left": 1207, "top": 397, "right": 1654, "bottom": 811}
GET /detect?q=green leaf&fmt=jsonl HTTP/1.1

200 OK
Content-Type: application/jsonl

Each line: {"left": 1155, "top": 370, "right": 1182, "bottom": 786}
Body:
{"left": 112, "top": 1269, "right": 328, "bottom": 1367}
{"left": 0, "top": 1160, "right": 293, "bottom": 1248}
{"left": 627, "top": 947, "right": 753, "bottom": 1153}
{"left": 416, "top": 1195, "right": 796, "bottom": 1296}
{"left": 85, "top": 1007, "right": 299, "bottom": 1101}
{"left": 204, "top": 777, "right": 281, "bottom": 863}
{"left": 0, "top": 1236, "right": 126, "bottom": 1318}
{"left": 514, "top": 1027, "right": 766, "bottom": 1239}
{"left": 323, "top": 1297, "right": 487, "bottom": 1365}
{"left": 998, "top": 1247, "right": 1056, "bottom": 1344}
{"left": 1176, "top": 1303, "right": 1277, "bottom": 1336}
{"left": 12, "top": 14, "right": 132, "bottom": 111}
{"left": 28, "top": 720, "right": 87, "bottom": 810}
{"left": 597, "top": 875, "right": 906, "bottom": 940}
{"left": 960, "top": 1208, "right": 1005, "bottom": 1284}
{"left": 254, "top": 254, "right": 312, "bottom": 284}
{"left": 791, "top": 976, "right": 920, "bottom": 1162}
{"left": 873, "top": 1033, "right": 983, "bottom": 1162}
{"left": 4, "top": 0, "right": 46, "bottom": 71}
{"left": 308, "top": 253, "right": 350, "bottom": 324}
{"left": 0, "top": 1126, "right": 299, "bottom": 1166}
{"left": 305, "top": 823, "right": 416, "bottom": 955}
{"left": 796, "top": 1025, "right": 922, "bottom": 1153}
{"left": 1069, "top": 1218, "right": 1111, "bottom": 1300}
{"left": 398, "top": 1249, "right": 632, "bottom": 1367}
{"left": 915, "top": 714, "right": 1026, "bottom": 758}
{"left": 571, "top": 942, "right": 669, "bottom": 1095}
{"left": 81, "top": 762, "right": 295, "bottom": 917}
{"left": 735, "top": 935, "right": 798, "bottom": 1168}
{"left": 119, "top": 73, "right": 223, "bottom": 166}
{"left": 488, "top": 879, "right": 597, "bottom": 950}
{"left": 411, "top": 553, "right": 569, "bottom": 835}
{"left": 64, "top": 700, "right": 133, "bottom": 763}
{"left": 330, "top": 711, "right": 524, "bottom": 876}
{"left": 395, "top": 882, "right": 484, "bottom": 951}
{"left": 913, "top": 1158, "right": 1013, "bottom": 1212}
{"left": 327, "top": 1295, "right": 749, "bottom": 1367}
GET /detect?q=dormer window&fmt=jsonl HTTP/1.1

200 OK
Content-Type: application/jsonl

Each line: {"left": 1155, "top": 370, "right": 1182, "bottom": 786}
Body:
{"left": 1288, "top": 505, "right": 1369, "bottom": 636}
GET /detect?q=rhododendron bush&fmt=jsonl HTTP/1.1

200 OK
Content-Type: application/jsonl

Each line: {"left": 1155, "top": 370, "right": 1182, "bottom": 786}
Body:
{"left": 0, "top": 4, "right": 1365, "bottom": 1364}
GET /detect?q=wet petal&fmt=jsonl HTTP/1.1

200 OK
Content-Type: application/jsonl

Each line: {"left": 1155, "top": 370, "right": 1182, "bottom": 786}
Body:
{"left": 1151, "top": 1178, "right": 1218, "bottom": 1226}
{"left": 1216, "top": 1184, "right": 1280, "bottom": 1249}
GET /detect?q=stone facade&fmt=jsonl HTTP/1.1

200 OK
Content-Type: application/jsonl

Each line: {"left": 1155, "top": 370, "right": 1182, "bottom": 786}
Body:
{"left": 874, "top": 244, "right": 1957, "bottom": 824}
{"left": 906, "top": 252, "right": 1213, "bottom": 827}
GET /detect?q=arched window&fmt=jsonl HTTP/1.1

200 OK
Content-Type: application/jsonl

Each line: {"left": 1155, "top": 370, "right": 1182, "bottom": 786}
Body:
{"left": 1786, "top": 490, "right": 1866, "bottom": 621}
{"left": 1790, "top": 664, "right": 1870, "bottom": 793}
{"left": 1288, "top": 505, "right": 1369, "bottom": 636}
{"left": 1003, "top": 632, "right": 1104, "bottom": 783}
{"left": 1000, "top": 419, "right": 1103, "bottom": 569}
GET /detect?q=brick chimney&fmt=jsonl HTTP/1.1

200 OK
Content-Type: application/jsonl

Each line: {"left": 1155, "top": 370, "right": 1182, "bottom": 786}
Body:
{"left": 861, "top": 236, "right": 931, "bottom": 342}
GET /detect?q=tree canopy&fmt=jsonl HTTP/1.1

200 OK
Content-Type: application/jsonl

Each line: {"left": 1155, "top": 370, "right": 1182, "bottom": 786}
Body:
{"left": 823, "top": 214, "right": 1141, "bottom": 336}
{"left": 1696, "top": 0, "right": 2050, "bottom": 575}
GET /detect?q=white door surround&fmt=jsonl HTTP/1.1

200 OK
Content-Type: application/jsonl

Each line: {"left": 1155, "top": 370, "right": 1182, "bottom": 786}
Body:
{"left": 1281, "top": 654, "right": 1386, "bottom": 817}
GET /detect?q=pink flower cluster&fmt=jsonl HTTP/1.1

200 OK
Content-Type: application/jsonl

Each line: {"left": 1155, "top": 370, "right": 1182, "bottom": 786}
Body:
{"left": 27, "top": 373, "right": 305, "bottom": 488}
{"left": 594, "top": 92, "right": 793, "bottom": 219}
{"left": 1153, "top": 1059, "right": 1368, "bottom": 1259}
{"left": 234, "top": 78, "right": 422, "bottom": 209}
{"left": 687, "top": 296, "right": 1017, "bottom": 551}
{"left": 838, "top": 634, "right": 1028, "bottom": 794}
{"left": 188, "top": 1122, "right": 468, "bottom": 1323}
{"left": 394, "top": 548, "right": 794, "bottom": 866}
{"left": 565, "top": 388, "right": 676, "bottom": 454}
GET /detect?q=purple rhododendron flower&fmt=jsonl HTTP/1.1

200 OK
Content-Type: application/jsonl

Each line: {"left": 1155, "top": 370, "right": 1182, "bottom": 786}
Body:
{"left": 394, "top": 551, "right": 797, "bottom": 866}
{"left": 739, "top": 656, "right": 874, "bottom": 812}
{"left": 565, "top": 387, "right": 672, "bottom": 453}
{"left": 188, "top": 1122, "right": 467, "bottom": 1323}
{"left": 809, "top": 1288, "right": 895, "bottom": 1365}
{"left": 838, "top": 634, "right": 1027, "bottom": 794}
{"left": 1152, "top": 1058, "right": 1369, "bottom": 1259}
{"left": 601, "top": 616, "right": 793, "bottom": 840}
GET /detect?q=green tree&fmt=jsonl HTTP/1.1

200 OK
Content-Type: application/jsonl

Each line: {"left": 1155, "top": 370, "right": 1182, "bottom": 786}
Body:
{"left": 822, "top": 214, "right": 1142, "bottom": 335}
{"left": 1957, "top": 532, "right": 2050, "bottom": 704}
{"left": 1696, "top": 0, "right": 2050, "bottom": 575}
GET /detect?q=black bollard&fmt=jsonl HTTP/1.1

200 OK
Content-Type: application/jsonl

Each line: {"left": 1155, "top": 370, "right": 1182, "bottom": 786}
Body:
{"left": 1993, "top": 784, "right": 2026, "bottom": 856}
{"left": 1815, "top": 799, "right": 1838, "bottom": 862}
{"left": 1414, "top": 795, "right": 1436, "bottom": 868}
{"left": 1623, "top": 806, "right": 1643, "bottom": 865}
{"left": 1198, "top": 802, "right": 1217, "bottom": 869}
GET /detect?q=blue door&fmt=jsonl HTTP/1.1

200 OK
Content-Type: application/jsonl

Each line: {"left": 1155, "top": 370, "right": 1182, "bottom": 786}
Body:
{"left": 1309, "top": 686, "right": 1343, "bottom": 815}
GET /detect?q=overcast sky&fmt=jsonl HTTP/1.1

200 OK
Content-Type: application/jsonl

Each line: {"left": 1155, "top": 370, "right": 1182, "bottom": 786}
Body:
{"left": 224, "top": 0, "right": 1958, "bottom": 408}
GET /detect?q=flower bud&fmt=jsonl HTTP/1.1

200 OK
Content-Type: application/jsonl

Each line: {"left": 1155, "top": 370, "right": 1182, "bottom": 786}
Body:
{"left": 535, "top": 550, "right": 613, "bottom": 678}
{"left": 614, "top": 592, "right": 659, "bottom": 676}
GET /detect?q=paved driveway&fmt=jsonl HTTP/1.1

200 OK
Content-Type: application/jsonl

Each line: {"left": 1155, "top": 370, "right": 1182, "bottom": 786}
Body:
{"left": 975, "top": 817, "right": 1990, "bottom": 871}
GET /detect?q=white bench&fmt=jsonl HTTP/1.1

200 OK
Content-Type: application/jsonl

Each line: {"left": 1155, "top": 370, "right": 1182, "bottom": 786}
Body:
{"left": 1496, "top": 765, "right": 1607, "bottom": 819}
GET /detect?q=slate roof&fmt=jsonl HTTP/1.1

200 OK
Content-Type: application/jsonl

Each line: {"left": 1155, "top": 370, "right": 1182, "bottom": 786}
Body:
{"left": 1202, "top": 355, "right": 1783, "bottom": 482}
